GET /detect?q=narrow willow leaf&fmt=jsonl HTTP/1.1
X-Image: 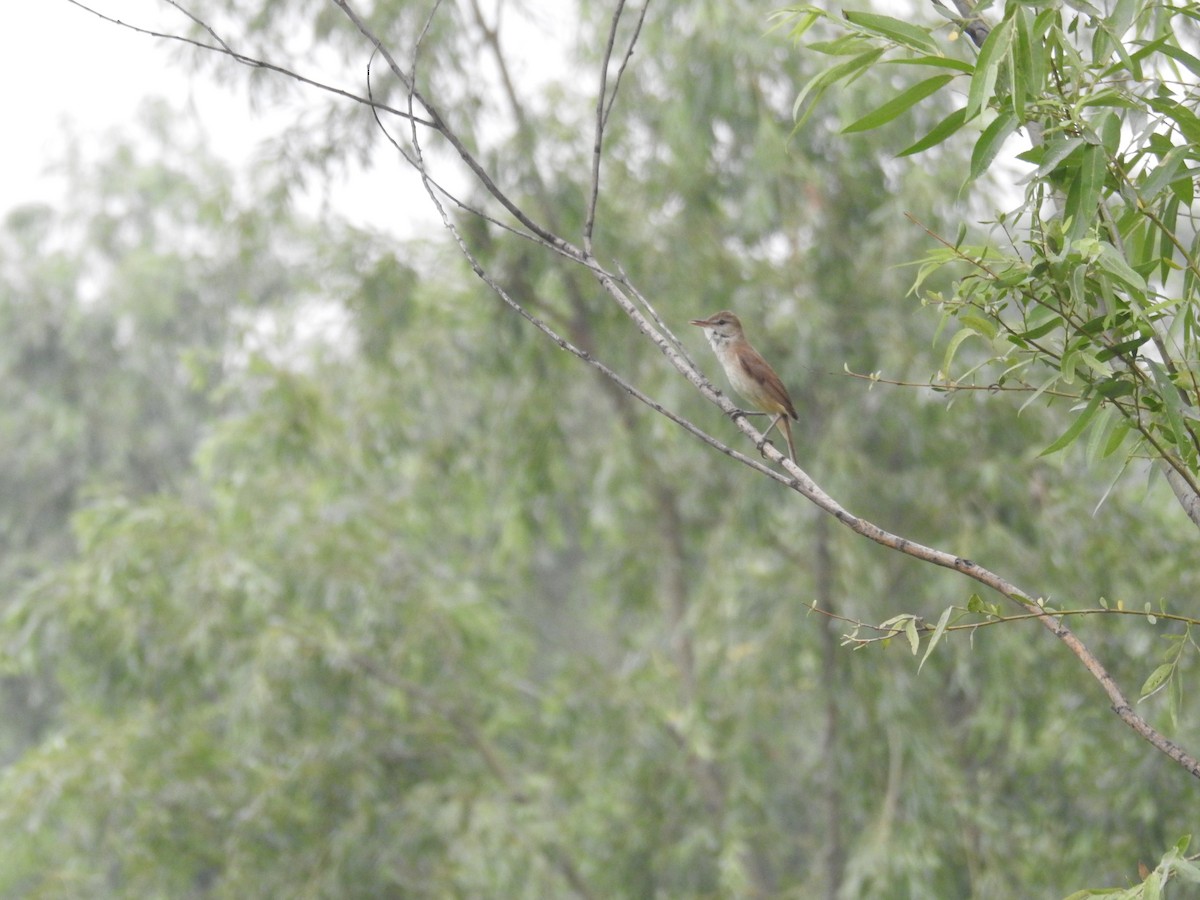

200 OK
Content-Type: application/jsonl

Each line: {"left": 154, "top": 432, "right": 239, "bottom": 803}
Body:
{"left": 1084, "top": 404, "right": 1117, "bottom": 465}
{"left": 898, "top": 106, "right": 968, "bottom": 157}
{"left": 904, "top": 616, "right": 920, "bottom": 655}
{"left": 782, "top": 8, "right": 822, "bottom": 41}
{"left": 1039, "top": 393, "right": 1103, "bottom": 456}
{"left": 1159, "top": 195, "right": 1181, "bottom": 281}
{"left": 843, "top": 74, "right": 953, "bottom": 133}
{"left": 793, "top": 49, "right": 885, "bottom": 131}
{"left": 966, "top": 16, "right": 1014, "bottom": 121}
{"left": 1170, "top": 166, "right": 1195, "bottom": 204}
{"left": 1146, "top": 96, "right": 1200, "bottom": 146}
{"left": 959, "top": 312, "right": 997, "bottom": 340}
{"left": 1019, "top": 136, "right": 1083, "bottom": 184}
{"left": 1065, "top": 143, "right": 1105, "bottom": 241}
{"left": 1015, "top": 314, "right": 1062, "bottom": 342}
{"left": 970, "top": 111, "right": 1018, "bottom": 181}
{"left": 885, "top": 55, "right": 973, "bottom": 73}
{"left": 1140, "top": 144, "right": 1189, "bottom": 199}
{"left": 1095, "top": 244, "right": 1147, "bottom": 296}
{"left": 941, "top": 327, "right": 978, "bottom": 375}
{"left": 1019, "top": 372, "right": 1064, "bottom": 414}
{"left": 1149, "top": 363, "right": 1197, "bottom": 466}
{"left": 1140, "top": 662, "right": 1173, "bottom": 698}
{"left": 918, "top": 607, "right": 953, "bottom": 672}
{"left": 843, "top": 10, "right": 939, "bottom": 54}
{"left": 1101, "top": 417, "right": 1131, "bottom": 457}
{"left": 1009, "top": 9, "right": 1027, "bottom": 119}
{"left": 1097, "top": 110, "right": 1122, "bottom": 156}
{"left": 1156, "top": 42, "right": 1200, "bottom": 80}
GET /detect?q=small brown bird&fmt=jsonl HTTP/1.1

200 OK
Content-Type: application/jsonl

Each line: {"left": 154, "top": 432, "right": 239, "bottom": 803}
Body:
{"left": 690, "top": 310, "right": 798, "bottom": 462}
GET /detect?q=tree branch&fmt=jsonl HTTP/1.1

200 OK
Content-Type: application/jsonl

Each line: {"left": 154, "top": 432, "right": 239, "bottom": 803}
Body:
{"left": 584, "top": 1, "right": 650, "bottom": 252}
{"left": 330, "top": 0, "right": 582, "bottom": 258}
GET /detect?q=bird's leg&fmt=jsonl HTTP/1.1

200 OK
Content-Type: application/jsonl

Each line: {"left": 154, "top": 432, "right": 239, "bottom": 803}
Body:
{"left": 756, "top": 413, "right": 785, "bottom": 456}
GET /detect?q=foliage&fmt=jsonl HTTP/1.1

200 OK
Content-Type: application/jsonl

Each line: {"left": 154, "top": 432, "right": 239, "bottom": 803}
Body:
{"left": 784, "top": 0, "right": 1200, "bottom": 498}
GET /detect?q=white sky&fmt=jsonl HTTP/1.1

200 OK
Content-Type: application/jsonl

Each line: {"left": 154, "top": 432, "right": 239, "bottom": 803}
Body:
{"left": 3, "top": 1, "right": 437, "bottom": 234}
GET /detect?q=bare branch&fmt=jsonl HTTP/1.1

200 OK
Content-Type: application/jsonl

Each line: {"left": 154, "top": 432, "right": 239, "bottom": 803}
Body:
{"left": 330, "top": 0, "right": 582, "bottom": 258}
{"left": 584, "top": 3, "right": 650, "bottom": 252}
{"left": 603, "top": 4, "right": 650, "bottom": 132}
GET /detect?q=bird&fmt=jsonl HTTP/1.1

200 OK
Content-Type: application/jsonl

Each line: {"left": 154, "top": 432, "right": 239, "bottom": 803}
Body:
{"left": 690, "top": 310, "right": 798, "bottom": 462}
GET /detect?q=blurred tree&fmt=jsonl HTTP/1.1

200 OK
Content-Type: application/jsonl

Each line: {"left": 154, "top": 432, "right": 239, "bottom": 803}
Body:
{"left": 2, "top": 1, "right": 1198, "bottom": 897}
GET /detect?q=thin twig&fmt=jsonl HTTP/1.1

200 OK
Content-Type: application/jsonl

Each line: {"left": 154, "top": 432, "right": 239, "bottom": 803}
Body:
{"left": 844, "top": 368, "right": 1082, "bottom": 399}
{"left": 66, "top": 0, "right": 435, "bottom": 128}
{"left": 602, "top": 3, "right": 650, "bottom": 131}
{"left": 331, "top": 0, "right": 580, "bottom": 257}
{"left": 584, "top": 0, "right": 649, "bottom": 251}
{"left": 583, "top": 0, "right": 626, "bottom": 252}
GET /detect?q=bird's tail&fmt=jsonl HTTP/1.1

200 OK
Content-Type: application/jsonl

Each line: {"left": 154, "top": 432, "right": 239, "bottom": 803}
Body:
{"left": 780, "top": 415, "right": 797, "bottom": 463}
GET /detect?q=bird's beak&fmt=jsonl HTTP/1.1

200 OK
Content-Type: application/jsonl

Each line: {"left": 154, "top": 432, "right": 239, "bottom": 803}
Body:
{"left": 689, "top": 318, "right": 708, "bottom": 327}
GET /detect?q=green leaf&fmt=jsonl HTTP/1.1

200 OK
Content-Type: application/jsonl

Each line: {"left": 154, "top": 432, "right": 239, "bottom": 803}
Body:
{"left": 807, "top": 35, "right": 879, "bottom": 56}
{"left": 1039, "top": 393, "right": 1103, "bottom": 457}
{"left": 779, "top": 7, "right": 822, "bottom": 41}
{"left": 970, "top": 111, "right": 1018, "bottom": 181}
{"left": 898, "top": 106, "right": 968, "bottom": 157}
{"left": 1018, "top": 372, "right": 1063, "bottom": 414}
{"left": 1148, "top": 363, "right": 1197, "bottom": 467}
{"left": 1094, "top": 244, "right": 1147, "bottom": 296}
{"left": 843, "top": 10, "right": 939, "bottom": 54}
{"left": 904, "top": 616, "right": 920, "bottom": 655}
{"left": 966, "top": 16, "right": 1014, "bottom": 121}
{"left": 1015, "top": 314, "right": 1063, "bottom": 342}
{"left": 1156, "top": 42, "right": 1200, "bottom": 80}
{"left": 1098, "top": 110, "right": 1122, "bottom": 157}
{"left": 1172, "top": 858, "right": 1200, "bottom": 884}
{"left": 941, "top": 326, "right": 979, "bottom": 375}
{"left": 918, "top": 606, "right": 953, "bottom": 672}
{"left": 1139, "top": 144, "right": 1189, "bottom": 199}
{"left": 843, "top": 74, "right": 954, "bottom": 133}
{"left": 885, "top": 55, "right": 973, "bottom": 73}
{"left": 1084, "top": 404, "right": 1117, "bottom": 465}
{"left": 1019, "top": 136, "right": 1084, "bottom": 185}
{"left": 1146, "top": 96, "right": 1200, "bottom": 146}
{"left": 1065, "top": 143, "right": 1106, "bottom": 241}
{"left": 1101, "top": 417, "right": 1132, "bottom": 457}
{"left": 1011, "top": 6, "right": 1041, "bottom": 119}
{"left": 793, "top": 49, "right": 886, "bottom": 131}
{"left": 959, "top": 312, "right": 997, "bottom": 340}
{"left": 1140, "top": 663, "right": 1173, "bottom": 698}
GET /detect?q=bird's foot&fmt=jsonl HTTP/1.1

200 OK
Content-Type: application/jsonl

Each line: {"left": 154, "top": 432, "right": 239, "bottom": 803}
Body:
{"left": 755, "top": 436, "right": 778, "bottom": 458}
